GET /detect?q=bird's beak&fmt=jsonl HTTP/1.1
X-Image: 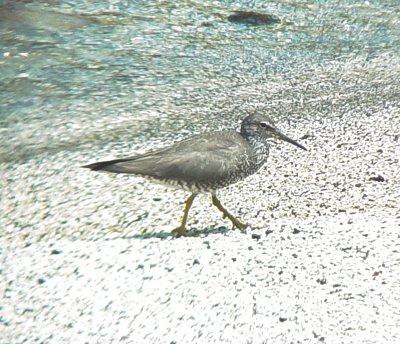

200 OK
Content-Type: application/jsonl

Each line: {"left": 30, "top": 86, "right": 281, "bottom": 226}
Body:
{"left": 275, "top": 131, "right": 307, "bottom": 151}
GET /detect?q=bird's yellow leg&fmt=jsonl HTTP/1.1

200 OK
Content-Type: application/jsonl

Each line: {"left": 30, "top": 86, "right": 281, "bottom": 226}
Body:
{"left": 211, "top": 194, "right": 248, "bottom": 231}
{"left": 171, "top": 193, "right": 197, "bottom": 236}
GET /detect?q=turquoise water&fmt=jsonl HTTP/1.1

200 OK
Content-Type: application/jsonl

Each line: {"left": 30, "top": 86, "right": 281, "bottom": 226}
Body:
{"left": 1, "top": 0, "right": 399, "bottom": 163}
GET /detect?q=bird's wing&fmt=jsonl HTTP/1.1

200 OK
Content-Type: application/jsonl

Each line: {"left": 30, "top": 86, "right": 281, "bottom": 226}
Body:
{"left": 98, "top": 131, "right": 251, "bottom": 183}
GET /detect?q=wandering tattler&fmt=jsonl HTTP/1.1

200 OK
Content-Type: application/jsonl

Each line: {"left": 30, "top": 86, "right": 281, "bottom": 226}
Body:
{"left": 83, "top": 114, "right": 306, "bottom": 236}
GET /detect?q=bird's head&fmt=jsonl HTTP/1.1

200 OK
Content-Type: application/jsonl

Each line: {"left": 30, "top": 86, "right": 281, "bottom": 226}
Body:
{"left": 241, "top": 114, "right": 306, "bottom": 150}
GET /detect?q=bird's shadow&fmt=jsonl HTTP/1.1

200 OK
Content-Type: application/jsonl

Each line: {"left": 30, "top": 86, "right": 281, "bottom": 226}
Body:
{"left": 121, "top": 225, "right": 236, "bottom": 240}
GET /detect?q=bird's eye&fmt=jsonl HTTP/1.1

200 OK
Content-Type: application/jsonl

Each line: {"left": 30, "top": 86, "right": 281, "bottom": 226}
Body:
{"left": 259, "top": 122, "right": 271, "bottom": 129}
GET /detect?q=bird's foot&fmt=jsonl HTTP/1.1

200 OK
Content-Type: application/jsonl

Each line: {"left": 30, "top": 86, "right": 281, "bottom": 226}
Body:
{"left": 229, "top": 217, "right": 248, "bottom": 232}
{"left": 211, "top": 194, "right": 248, "bottom": 233}
{"left": 171, "top": 226, "right": 188, "bottom": 237}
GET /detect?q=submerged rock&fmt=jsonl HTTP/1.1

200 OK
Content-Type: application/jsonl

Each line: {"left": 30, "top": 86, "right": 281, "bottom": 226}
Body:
{"left": 227, "top": 11, "right": 280, "bottom": 26}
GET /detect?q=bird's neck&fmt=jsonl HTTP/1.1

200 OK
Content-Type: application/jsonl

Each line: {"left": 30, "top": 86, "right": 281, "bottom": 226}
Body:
{"left": 246, "top": 135, "right": 270, "bottom": 166}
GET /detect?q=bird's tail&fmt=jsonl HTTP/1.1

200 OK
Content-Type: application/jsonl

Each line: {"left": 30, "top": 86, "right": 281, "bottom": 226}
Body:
{"left": 82, "top": 158, "right": 134, "bottom": 172}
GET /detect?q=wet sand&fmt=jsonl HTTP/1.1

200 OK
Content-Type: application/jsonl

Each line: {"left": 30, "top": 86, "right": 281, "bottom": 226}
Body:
{"left": 2, "top": 55, "right": 400, "bottom": 343}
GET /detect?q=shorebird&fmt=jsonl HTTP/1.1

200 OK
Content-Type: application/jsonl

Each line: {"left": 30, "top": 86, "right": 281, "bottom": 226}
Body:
{"left": 83, "top": 114, "right": 306, "bottom": 236}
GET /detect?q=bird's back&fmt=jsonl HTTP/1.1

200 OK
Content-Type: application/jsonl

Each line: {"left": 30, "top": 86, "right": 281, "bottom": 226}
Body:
{"left": 84, "top": 130, "right": 266, "bottom": 192}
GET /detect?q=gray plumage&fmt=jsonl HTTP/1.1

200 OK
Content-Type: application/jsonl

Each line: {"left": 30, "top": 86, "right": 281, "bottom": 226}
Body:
{"left": 83, "top": 114, "right": 306, "bottom": 235}
{"left": 85, "top": 131, "right": 264, "bottom": 192}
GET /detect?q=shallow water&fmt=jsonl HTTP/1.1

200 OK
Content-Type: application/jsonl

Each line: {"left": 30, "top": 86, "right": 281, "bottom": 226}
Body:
{"left": 1, "top": 0, "right": 399, "bottom": 163}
